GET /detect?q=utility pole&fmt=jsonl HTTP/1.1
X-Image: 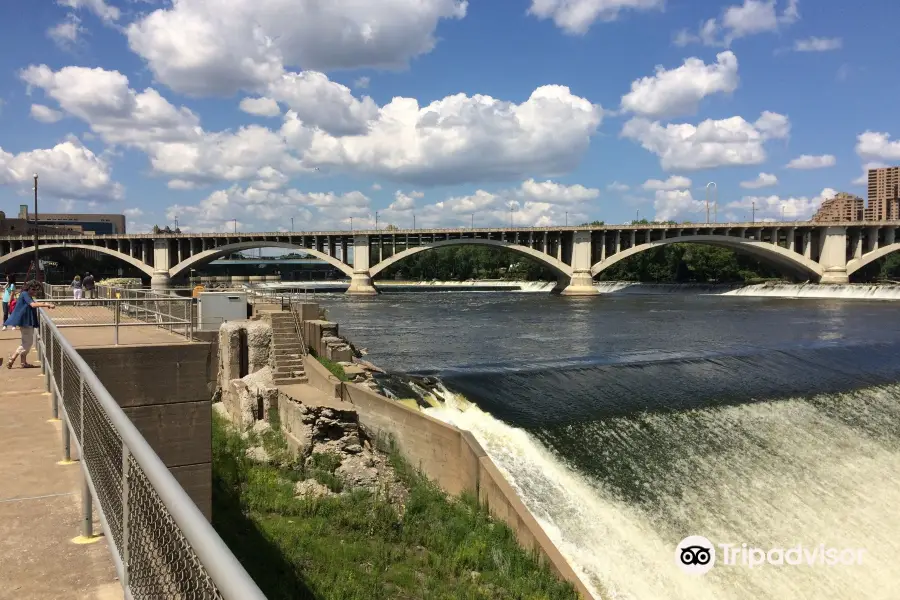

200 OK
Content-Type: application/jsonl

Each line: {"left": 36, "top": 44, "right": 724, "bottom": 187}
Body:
{"left": 33, "top": 174, "right": 39, "bottom": 281}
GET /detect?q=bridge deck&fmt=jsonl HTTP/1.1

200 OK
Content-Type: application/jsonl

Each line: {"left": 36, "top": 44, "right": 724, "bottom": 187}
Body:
{"left": 0, "top": 331, "right": 120, "bottom": 600}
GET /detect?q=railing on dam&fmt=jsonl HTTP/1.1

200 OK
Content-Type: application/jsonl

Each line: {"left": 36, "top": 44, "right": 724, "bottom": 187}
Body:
{"left": 38, "top": 310, "right": 267, "bottom": 600}
{"left": 42, "top": 283, "right": 195, "bottom": 342}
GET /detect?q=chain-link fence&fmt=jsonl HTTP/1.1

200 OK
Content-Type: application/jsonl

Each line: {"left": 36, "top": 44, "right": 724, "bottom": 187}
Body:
{"left": 39, "top": 311, "right": 267, "bottom": 600}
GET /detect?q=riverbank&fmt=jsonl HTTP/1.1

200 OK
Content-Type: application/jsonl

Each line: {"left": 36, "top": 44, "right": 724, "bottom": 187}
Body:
{"left": 253, "top": 280, "right": 900, "bottom": 300}
{"left": 211, "top": 409, "right": 580, "bottom": 600}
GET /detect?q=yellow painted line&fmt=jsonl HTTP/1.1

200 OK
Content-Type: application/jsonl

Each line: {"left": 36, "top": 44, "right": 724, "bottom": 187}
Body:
{"left": 56, "top": 459, "right": 77, "bottom": 466}
{"left": 71, "top": 535, "right": 103, "bottom": 545}
{"left": 46, "top": 418, "right": 61, "bottom": 423}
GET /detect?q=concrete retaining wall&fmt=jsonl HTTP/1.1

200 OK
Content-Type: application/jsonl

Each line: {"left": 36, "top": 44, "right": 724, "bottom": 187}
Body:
{"left": 304, "top": 356, "right": 342, "bottom": 398}
{"left": 78, "top": 343, "right": 214, "bottom": 520}
{"left": 340, "top": 382, "right": 591, "bottom": 598}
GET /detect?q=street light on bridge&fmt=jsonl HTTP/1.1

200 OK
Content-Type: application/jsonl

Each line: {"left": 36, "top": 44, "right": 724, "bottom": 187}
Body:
{"left": 33, "top": 173, "right": 39, "bottom": 281}
{"left": 706, "top": 182, "right": 717, "bottom": 224}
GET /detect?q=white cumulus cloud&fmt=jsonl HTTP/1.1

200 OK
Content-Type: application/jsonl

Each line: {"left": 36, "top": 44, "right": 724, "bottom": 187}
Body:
{"left": 621, "top": 51, "right": 739, "bottom": 119}
{"left": 125, "top": 0, "right": 468, "bottom": 96}
{"left": 740, "top": 172, "right": 778, "bottom": 189}
{"left": 726, "top": 188, "right": 836, "bottom": 221}
{"left": 0, "top": 138, "right": 123, "bottom": 201}
{"left": 621, "top": 111, "right": 790, "bottom": 171}
{"left": 295, "top": 85, "right": 603, "bottom": 185}
{"left": 30, "top": 104, "right": 64, "bottom": 124}
{"left": 674, "top": 0, "right": 799, "bottom": 48}
{"left": 528, "top": 0, "right": 664, "bottom": 35}
{"left": 852, "top": 162, "right": 889, "bottom": 186}
{"left": 786, "top": 154, "right": 836, "bottom": 169}
{"left": 239, "top": 97, "right": 281, "bottom": 118}
{"left": 856, "top": 131, "right": 900, "bottom": 162}
{"left": 642, "top": 175, "right": 692, "bottom": 190}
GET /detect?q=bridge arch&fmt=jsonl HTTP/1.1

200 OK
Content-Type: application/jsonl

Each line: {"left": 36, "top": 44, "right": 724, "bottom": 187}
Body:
{"left": 0, "top": 243, "right": 155, "bottom": 277}
{"left": 368, "top": 238, "right": 574, "bottom": 279}
{"left": 590, "top": 235, "right": 825, "bottom": 280}
{"left": 169, "top": 241, "right": 354, "bottom": 279}
{"left": 846, "top": 243, "right": 900, "bottom": 277}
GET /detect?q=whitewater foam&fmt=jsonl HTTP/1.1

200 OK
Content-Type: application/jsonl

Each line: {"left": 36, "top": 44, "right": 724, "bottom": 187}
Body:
{"left": 423, "top": 383, "right": 900, "bottom": 599}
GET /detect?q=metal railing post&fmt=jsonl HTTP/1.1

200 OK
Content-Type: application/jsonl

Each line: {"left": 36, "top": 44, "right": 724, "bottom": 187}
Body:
{"left": 79, "top": 378, "right": 85, "bottom": 444}
{"left": 61, "top": 409, "right": 71, "bottom": 462}
{"left": 49, "top": 343, "right": 58, "bottom": 419}
{"left": 45, "top": 334, "right": 52, "bottom": 393}
{"left": 121, "top": 445, "right": 131, "bottom": 587}
{"left": 113, "top": 300, "right": 120, "bottom": 346}
{"left": 81, "top": 473, "right": 93, "bottom": 538}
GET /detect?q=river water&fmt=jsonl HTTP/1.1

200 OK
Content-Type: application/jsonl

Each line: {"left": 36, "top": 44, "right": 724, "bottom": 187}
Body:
{"left": 317, "top": 292, "right": 900, "bottom": 599}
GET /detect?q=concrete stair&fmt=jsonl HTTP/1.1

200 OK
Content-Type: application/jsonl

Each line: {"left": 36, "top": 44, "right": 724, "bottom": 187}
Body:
{"left": 269, "top": 312, "right": 308, "bottom": 385}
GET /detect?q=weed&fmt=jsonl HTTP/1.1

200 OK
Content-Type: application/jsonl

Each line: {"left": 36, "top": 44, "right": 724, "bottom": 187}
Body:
{"left": 212, "top": 414, "right": 580, "bottom": 600}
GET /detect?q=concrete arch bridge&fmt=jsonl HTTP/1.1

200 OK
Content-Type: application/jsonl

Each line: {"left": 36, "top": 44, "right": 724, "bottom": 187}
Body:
{"left": 0, "top": 222, "right": 896, "bottom": 294}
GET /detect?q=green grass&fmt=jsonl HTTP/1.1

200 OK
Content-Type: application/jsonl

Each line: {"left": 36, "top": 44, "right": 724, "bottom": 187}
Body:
{"left": 312, "top": 353, "right": 349, "bottom": 381}
{"left": 212, "top": 413, "right": 580, "bottom": 600}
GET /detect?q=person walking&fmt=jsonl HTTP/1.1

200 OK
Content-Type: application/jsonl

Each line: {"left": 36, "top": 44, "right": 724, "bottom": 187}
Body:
{"left": 4, "top": 280, "right": 56, "bottom": 369}
{"left": 1, "top": 274, "right": 15, "bottom": 330}
{"left": 82, "top": 272, "right": 95, "bottom": 300}
{"left": 71, "top": 275, "right": 83, "bottom": 300}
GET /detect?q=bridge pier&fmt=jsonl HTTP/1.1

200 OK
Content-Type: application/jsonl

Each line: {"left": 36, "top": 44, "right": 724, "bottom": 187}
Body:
{"left": 346, "top": 272, "right": 379, "bottom": 295}
{"left": 150, "top": 270, "right": 173, "bottom": 291}
{"left": 560, "top": 270, "right": 599, "bottom": 296}
{"left": 818, "top": 226, "right": 850, "bottom": 284}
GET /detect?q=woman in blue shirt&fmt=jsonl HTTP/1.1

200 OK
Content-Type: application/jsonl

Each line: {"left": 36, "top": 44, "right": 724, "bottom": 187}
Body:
{"left": 4, "top": 281, "right": 56, "bottom": 369}
{"left": 1, "top": 274, "right": 14, "bottom": 330}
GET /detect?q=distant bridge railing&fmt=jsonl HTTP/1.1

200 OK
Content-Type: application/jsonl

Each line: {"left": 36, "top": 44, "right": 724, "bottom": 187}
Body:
{"left": 38, "top": 310, "right": 267, "bottom": 600}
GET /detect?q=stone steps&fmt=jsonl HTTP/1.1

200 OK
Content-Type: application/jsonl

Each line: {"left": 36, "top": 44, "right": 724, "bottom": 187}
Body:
{"left": 274, "top": 375, "right": 308, "bottom": 385}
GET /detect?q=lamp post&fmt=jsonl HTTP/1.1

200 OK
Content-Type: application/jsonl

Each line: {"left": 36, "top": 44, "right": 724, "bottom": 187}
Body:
{"left": 290, "top": 217, "right": 294, "bottom": 233}
{"left": 752, "top": 201, "right": 756, "bottom": 224}
{"left": 375, "top": 211, "right": 379, "bottom": 230}
{"left": 33, "top": 174, "right": 39, "bottom": 281}
{"left": 471, "top": 213, "right": 474, "bottom": 228}
{"left": 636, "top": 209, "right": 640, "bottom": 223}
{"left": 413, "top": 214, "right": 416, "bottom": 229}
{"left": 565, "top": 211, "right": 568, "bottom": 227}
{"left": 349, "top": 217, "right": 353, "bottom": 231}
{"left": 232, "top": 218, "right": 237, "bottom": 234}
{"left": 706, "top": 182, "right": 717, "bottom": 223}
{"left": 174, "top": 216, "right": 179, "bottom": 231}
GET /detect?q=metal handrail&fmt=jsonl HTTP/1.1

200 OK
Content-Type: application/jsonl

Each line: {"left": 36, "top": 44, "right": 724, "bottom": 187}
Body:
{"left": 38, "top": 310, "right": 267, "bottom": 600}
{"left": 288, "top": 301, "right": 309, "bottom": 356}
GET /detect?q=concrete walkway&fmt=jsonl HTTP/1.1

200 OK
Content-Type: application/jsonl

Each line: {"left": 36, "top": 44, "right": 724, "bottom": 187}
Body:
{"left": 0, "top": 330, "right": 120, "bottom": 600}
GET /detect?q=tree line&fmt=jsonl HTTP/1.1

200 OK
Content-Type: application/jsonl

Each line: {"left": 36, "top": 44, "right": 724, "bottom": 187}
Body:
{"left": 378, "top": 244, "right": 785, "bottom": 283}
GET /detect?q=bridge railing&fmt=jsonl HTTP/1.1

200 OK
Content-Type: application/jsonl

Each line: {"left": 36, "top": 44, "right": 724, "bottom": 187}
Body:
{"left": 38, "top": 310, "right": 267, "bottom": 600}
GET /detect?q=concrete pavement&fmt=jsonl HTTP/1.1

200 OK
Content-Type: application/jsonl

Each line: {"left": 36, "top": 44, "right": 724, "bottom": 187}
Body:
{"left": 0, "top": 330, "right": 120, "bottom": 600}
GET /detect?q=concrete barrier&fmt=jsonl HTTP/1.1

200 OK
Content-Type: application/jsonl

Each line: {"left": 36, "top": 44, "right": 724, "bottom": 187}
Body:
{"left": 340, "top": 382, "right": 592, "bottom": 598}
{"left": 304, "top": 356, "right": 342, "bottom": 398}
{"left": 78, "top": 343, "right": 214, "bottom": 520}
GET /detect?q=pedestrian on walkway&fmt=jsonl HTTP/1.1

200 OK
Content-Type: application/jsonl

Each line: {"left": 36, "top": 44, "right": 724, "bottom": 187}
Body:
{"left": 71, "top": 275, "right": 83, "bottom": 300}
{"left": 5, "top": 281, "right": 55, "bottom": 369}
{"left": 82, "top": 272, "right": 95, "bottom": 300}
{"left": 1, "top": 274, "right": 14, "bottom": 330}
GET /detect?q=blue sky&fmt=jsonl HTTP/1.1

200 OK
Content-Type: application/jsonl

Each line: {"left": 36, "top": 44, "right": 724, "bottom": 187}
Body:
{"left": 0, "top": 0, "right": 898, "bottom": 233}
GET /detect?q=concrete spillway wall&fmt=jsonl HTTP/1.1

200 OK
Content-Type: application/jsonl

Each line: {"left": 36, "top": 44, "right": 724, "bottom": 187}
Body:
{"left": 340, "top": 381, "right": 592, "bottom": 598}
